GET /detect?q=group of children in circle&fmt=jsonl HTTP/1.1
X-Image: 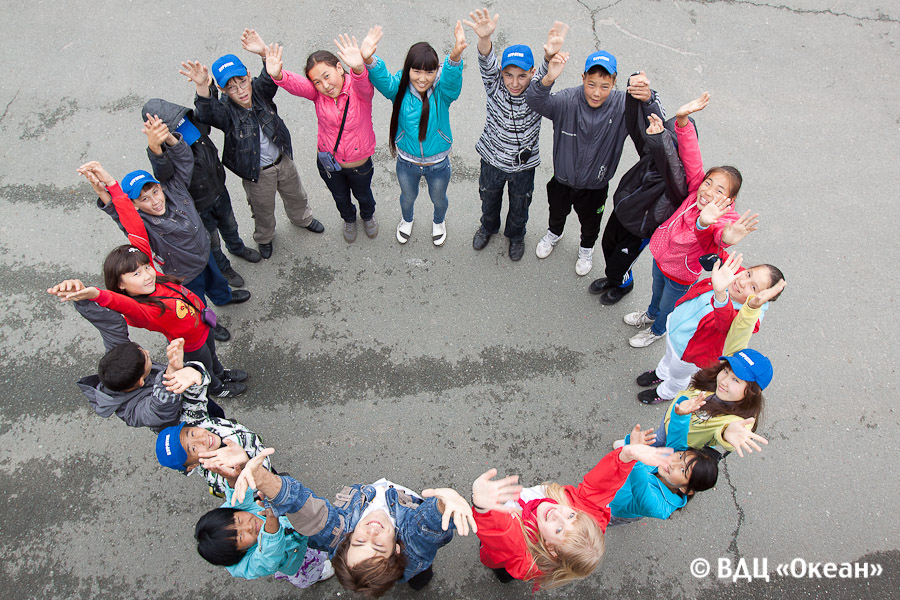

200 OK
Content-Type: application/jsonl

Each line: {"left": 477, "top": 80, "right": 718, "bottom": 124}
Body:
{"left": 44, "top": 8, "right": 788, "bottom": 597}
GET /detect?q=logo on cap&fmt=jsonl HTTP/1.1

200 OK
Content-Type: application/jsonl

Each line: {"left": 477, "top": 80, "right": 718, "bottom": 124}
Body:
{"left": 738, "top": 351, "right": 755, "bottom": 365}
{"left": 218, "top": 61, "right": 234, "bottom": 72}
{"left": 128, "top": 174, "right": 145, "bottom": 186}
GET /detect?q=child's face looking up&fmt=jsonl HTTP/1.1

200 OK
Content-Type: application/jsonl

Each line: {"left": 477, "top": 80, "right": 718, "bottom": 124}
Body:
{"left": 410, "top": 68, "right": 438, "bottom": 94}
{"left": 729, "top": 266, "right": 773, "bottom": 305}
{"left": 179, "top": 427, "right": 222, "bottom": 471}
{"left": 716, "top": 365, "right": 749, "bottom": 403}
{"left": 308, "top": 62, "right": 345, "bottom": 99}
{"left": 535, "top": 502, "right": 578, "bottom": 550}
{"left": 581, "top": 71, "right": 615, "bottom": 108}
{"left": 224, "top": 76, "right": 253, "bottom": 108}
{"left": 502, "top": 65, "right": 534, "bottom": 96}
{"left": 118, "top": 263, "right": 156, "bottom": 296}
{"left": 696, "top": 172, "right": 733, "bottom": 209}
{"left": 133, "top": 183, "right": 166, "bottom": 216}
{"left": 346, "top": 509, "right": 400, "bottom": 566}
{"left": 230, "top": 510, "right": 263, "bottom": 550}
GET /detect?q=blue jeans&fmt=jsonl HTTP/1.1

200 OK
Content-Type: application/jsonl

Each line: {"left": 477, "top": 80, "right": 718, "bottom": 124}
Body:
{"left": 317, "top": 157, "right": 376, "bottom": 222}
{"left": 395, "top": 157, "right": 451, "bottom": 224}
{"left": 479, "top": 159, "right": 535, "bottom": 242}
{"left": 184, "top": 254, "right": 233, "bottom": 307}
{"left": 647, "top": 260, "right": 692, "bottom": 336}
{"left": 198, "top": 188, "right": 249, "bottom": 274}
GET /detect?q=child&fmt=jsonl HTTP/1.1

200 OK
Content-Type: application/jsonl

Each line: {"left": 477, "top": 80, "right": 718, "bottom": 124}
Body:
{"left": 471, "top": 436, "right": 673, "bottom": 589}
{"left": 364, "top": 22, "right": 467, "bottom": 246}
{"left": 265, "top": 28, "right": 382, "bottom": 243}
{"left": 625, "top": 92, "right": 759, "bottom": 348}
{"left": 608, "top": 409, "right": 718, "bottom": 525}
{"left": 223, "top": 446, "right": 477, "bottom": 597}
{"left": 635, "top": 252, "right": 785, "bottom": 405}
{"left": 590, "top": 107, "right": 688, "bottom": 305}
{"left": 82, "top": 119, "right": 249, "bottom": 341}
{"left": 154, "top": 361, "right": 267, "bottom": 496}
{"left": 194, "top": 457, "right": 332, "bottom": 587}
{"left": 525, "top": 48, "right": 663, "bottom": 275}
{"left": 47, "top": 242, "right": 247, "bottom": 397}
{"left": 140, "top": 98, "right": 261, "bottom": 288}
{"left": 181, "top": 28, "right": 325, "bottom": 260}
{"left": 463, "top": 11, "right": 564, "bottom": 261}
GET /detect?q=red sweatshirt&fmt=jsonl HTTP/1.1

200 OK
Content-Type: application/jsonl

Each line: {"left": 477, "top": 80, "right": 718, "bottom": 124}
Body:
{"left": 94, "top": 284, "right": 208, "bottom": 351}
{"left": 473, "top": 448, "right": 636, "bottom": 582}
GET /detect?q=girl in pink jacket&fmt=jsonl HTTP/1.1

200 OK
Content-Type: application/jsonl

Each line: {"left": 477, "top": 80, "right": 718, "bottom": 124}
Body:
{"left": 265, "top": 28, "right": 383, "bottom": 243}
{"left": 624, "top": 92, "right": 759, "bottom": 349}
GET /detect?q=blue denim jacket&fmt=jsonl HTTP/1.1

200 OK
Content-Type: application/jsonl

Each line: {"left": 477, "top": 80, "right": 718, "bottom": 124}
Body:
{"left": 268, "top": 475, "right": 454, "bottom": 581}
{"left": 193, "top": 63, "right": 293, "bottom": 183}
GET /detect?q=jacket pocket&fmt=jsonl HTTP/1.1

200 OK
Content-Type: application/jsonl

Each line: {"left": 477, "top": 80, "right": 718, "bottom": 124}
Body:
{"left": 437, "top": 129, "right": 452, "bottom": 145}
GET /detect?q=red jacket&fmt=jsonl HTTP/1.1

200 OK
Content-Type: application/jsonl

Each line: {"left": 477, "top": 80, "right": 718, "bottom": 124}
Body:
{"left": 94, "top": 284, "right": 208, "bottom": 352}
{"left": 673, "top": 276, "right": 760, "bottom": 368}
{"left": 473, "top": 448, "right": 635, "bottom": 582}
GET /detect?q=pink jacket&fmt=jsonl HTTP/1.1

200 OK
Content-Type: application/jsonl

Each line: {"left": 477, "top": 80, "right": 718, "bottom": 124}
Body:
{"left": 274, "top": 68, "right": 376, "bottom": 164}
{"left": 648, "top": 119, "right": 738, "bottom": 284}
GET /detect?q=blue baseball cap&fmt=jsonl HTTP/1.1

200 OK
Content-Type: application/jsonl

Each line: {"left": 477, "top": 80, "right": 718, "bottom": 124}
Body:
{"left": 121, "top": 170, "right": 161, "bottom": 200}
{"left": 720, "top": 349, "right": 773, "bottom": 390}
{"left": 501, "top": 45, "right": 534, "bottom": 71}
{"left": 584, "top": 50, "right": 617, "bottom": 75}
{"left": 155, "top": 423, "right": 188, "bottom": 471}
{"left": 211, "top": 54, "right": 248, "bottom": 88}
{"left": 175, "top": 116, "right": 202, "bottom": 146}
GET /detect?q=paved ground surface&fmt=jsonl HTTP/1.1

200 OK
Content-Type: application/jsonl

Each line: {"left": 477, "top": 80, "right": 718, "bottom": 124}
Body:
{"left": 1, "top": 1, "right": 898, "bottom": 598}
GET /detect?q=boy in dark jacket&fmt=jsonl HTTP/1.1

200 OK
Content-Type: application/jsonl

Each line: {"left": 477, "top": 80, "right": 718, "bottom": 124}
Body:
{"left": 141, "top": 98, "right": 261, "bottom": 289}
{"left": 589, "top": 107, "right": 688, "bottom": 305}
{"left": 526, "top": 49, "right": 663, "bottom": 277}
{"left": 181, "top": 29, "right": 324, "bottom": 260}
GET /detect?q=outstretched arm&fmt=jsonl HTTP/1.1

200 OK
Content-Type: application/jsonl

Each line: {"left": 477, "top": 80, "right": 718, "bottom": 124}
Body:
{"left": 463, "top": 8, "right": 498, "bottom": 56}
{"left": 449, "top": 19, "right": 468, "bottom": 63}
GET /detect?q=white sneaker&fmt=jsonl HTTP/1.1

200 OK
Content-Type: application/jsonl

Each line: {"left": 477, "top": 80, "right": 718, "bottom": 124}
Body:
{"left": 629, "top": 327, "right": 664, "bottom": 348}
{"left": 535, "top": 231, "right": 561, "bottom": 259}
{"left": 318, "top": 560, "right": 335, "bottom": 582}
{"left": 613, "top": 439, "right": 625, "bottom": 450}
{"left": 624, "top": 310, "right": 654, "bottom": 327}
{"left": 396, "top": 219, "right": 413, "bottom": 244}
{"left": 432, "top": 221, "right": 447, "bottom": 246}
{"left": 575, "top": 247, "right": 594, "bottom": 276}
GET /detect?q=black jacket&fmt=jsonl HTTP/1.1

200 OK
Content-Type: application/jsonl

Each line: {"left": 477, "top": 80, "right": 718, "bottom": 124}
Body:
{"left": 612, "top": 94, "right": 689, "bottom": 238}
{"left": 192, "top": 63, "right": 293, "bottom": 182}
{"left": 142, "top": 98, "right": 226, "bottom": 211}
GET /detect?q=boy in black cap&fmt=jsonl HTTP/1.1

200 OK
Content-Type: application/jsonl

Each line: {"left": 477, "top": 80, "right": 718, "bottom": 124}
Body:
{"left": 181, "top": 29, "right": 324, "bottom": 259}
{"left": 141, "top": 98, "right": 261, "bottom": 288}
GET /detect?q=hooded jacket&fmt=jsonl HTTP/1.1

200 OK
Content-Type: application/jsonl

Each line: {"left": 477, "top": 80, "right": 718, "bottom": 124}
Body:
{"left": 142, "top": 99, "right": 227, "bottom": 211}
{"left": 611, "top": 95, "right": 688, "bottom": 238}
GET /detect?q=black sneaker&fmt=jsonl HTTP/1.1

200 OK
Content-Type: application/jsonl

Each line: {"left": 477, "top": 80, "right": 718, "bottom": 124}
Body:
{"left": 600, "top": 283, "right": 633, "bottom": 305}
{"left": 226, "top": 290, "right": 251, "bottom": 304}
{"left": 212, "top": 323, "right": 231, "bottom": 342}
{"left": 636, "top": 370, "right": 663, "bottom": 387}
{"left": 589, "top": 277, "right": 615, "bottom": 295}
{"left": 638, "top": 387, "right": 667, "bottom": 405}
{"left": 235, "top": 246, "right": 262, "bottom": 263}
{"left": 221, "top": 266, "right": 245, "bottom": 288}
{"left": 214, "top": 381, "right": 247, "bottom": 398}
{"left": 472, "top": 227, "right": 491, "bottom": 250}
{"left": 223, "top": 369, "right": 249, "bottom": 383}
{"left": 259, "top": 242, "right": 273, "bottom": 259}
{"left": 304, "top": 218, "right": 325, "bottom": 233}
{"left": 508, "top": 239, "right": 525, "bottom": 262}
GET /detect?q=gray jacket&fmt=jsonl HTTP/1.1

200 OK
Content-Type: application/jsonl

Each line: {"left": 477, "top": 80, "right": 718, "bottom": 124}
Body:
{"left": 99, "top": 134, "right": 210, "bottom": 281}
{"left": 73, "top": 301, "right": 182, "bottom": 432}
{"left": 526, "top": 77, "right": 663, "bottom": 190}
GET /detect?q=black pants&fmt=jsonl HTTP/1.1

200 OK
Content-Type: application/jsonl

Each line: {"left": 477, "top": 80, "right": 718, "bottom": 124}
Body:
{"left": 407, "top": 565, "right": 433, "bottom": 590}
{"left": 601, "top": 210, "right": 648, "bottom": 285}
{"left": 183, "top": 330, "right": 225, "bottom": 394}
{"left": 546, "top": 176, "right": 609, "bottom": 248}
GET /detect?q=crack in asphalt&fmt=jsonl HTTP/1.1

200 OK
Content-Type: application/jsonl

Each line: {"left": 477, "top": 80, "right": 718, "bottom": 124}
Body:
{"left": 678, "top": 0, "right": 899, "bottom": 23}
{"left": 721, "top": 459, "right": 745, "bottom": 557}
{"left": 0, "top": 89, "right": 18, "bottom": 125}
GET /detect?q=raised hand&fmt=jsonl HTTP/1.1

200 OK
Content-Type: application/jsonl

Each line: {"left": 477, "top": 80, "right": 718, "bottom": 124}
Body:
{"left": 674, "top": 392, "right": 709, "bottom": 415}
{"left": 166, "top": 338, "right": 185, "bottom": 372}
{"left": 543, "top": 21, "right": 569, "bottom": 59}
{"left": 47, "top": 279, "right": 100, "bottom": 302}
{"left": 627, "top": 71, "right": 651, "bottom": 102}
{"left": 142, "top": 113, "right": 171, "bottom": 154}
{"left": 646, "top": 113, "right": 664, "bottom": 135}
{"left": 241, "top": 28, "right": 266, "bottom": 56}
{"left": 471, "top": 468, "right": 523, "bottom": 513}
{"left": 723, "top": 418, "right": 768, "bottom": 457}
{"left": 232, "top": 447, "right": 274, "bottom": 505}
{"left": 676, "top": 91, "right": 710, "bottom": 126}
{"left": 711, "top": 252, "right": 743, "bottom": 296}
{"left": 698, "top": 194, "right": 732, "bottom": 226}
{"left": 163, "top": 366, "right": 203, "bottom": 393}
{"left": 463, "top": 8, "right": 499, "bottom": 40}
{"left": 199, "top": 439, "right": 250, "bottom": 470}
{"left": 544, "top": 50, "right": 569, "bottom": 83}
{"left": 450, "top": 20, "right": 468, "bottom": 62}
{"left": 359, "top": 26, "right": 382, "bottom": 63}
{"left": 264, "top": 43, "right": 283, "bottom": 80}
{"left": 179, "top": 60, "right": 211, "bottom": 97}
{"left": 746, "top": 278, "right": 786, "bottom": 309}
{"left": 335, "top": 34, "right": 364, "bottom": 72}
{"left": 628, "top": 424, "right": 657, "bottom": 446}
{"left": 620, "top": 444, "right": 674, "bottom": 468}
{"left": 421, "top": 488, "right": 477, "bottom": 535}
{"left": 722, "top": 209, "right": 760, "bottom": 245}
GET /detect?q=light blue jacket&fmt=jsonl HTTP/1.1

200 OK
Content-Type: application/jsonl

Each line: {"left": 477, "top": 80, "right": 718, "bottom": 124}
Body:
{"left": 610, "top": 398, "right": 692, "bottom": 520}
{"left": 223, "top": 484, "right": 309, "bottom": 580}
{"left": 367, "top": 55, "right": 463, "bottom": 159}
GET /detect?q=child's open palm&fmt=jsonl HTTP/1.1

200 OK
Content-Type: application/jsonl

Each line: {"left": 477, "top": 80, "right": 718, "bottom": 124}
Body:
{"left": 241, "top": 28, "right": 266, "bottom": 56}
{"left": 711, "top": 252, "right": 743, "bottom": 295}
{"left": 543, "top": 21, "right": 569, "bottom": 58}
{"left": 264, "top": 43, "right": 283, "bottom": 79}
{"left": 179, "top": 60, "right": 208, "bottom": 86}
{"left": 746, "top": 278, "right": 786, "bottom": 309}
{"left": 471, "top": 468, "right": 522, "bottom": 513}
{"left": 723, "top": 419, "right": 768, "bottom": 457}
{"left": 698, "top": 194, "right": 732, "bottom": 226}
{"left": 676, "top": 91, "right": 710, "bottom": 120}
{"left": 335, "top": 34, "right": 363, "bottom": 71}
{"left": 628, "top": 424, "right": 657, "bottom": 446}
{"left": 722, "top": 210, "right": 760, "bottom": 245}
{"left": 359, "top": 26, "right": 382, "bottom": 62}
{"left": 674, "top": 393, "right": 709, "bottom": 415}
{"left": 463, "top": 8, "right": 499, "bottom": 39}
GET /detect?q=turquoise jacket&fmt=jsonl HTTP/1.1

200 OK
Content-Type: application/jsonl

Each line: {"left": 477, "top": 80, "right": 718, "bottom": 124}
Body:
{"left": 223, "top": 484, "right": 310, "bottom": 579}
{"left": 367, "top": 55, "right": 463, "bottom": 159}
{"left": 610, "top": 399, "right": 692, "bottom": 520}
